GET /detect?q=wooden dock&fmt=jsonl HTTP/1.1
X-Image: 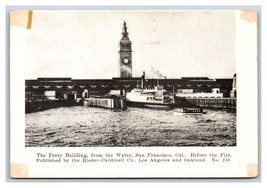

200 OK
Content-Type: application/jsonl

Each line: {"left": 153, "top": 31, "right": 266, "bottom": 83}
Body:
{"left": 186, "top": 98, "right": 236, "bottom": 109}
{"left": 84, "top": 97, "right": 127, "bottom": 110}
{"left": 25, "top": 99, "right": 82, "bottom": 113}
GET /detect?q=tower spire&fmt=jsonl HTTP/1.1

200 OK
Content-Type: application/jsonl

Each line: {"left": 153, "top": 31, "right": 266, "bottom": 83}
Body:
{"left": 122, "top": 21, "right": 128, "bottom": 39}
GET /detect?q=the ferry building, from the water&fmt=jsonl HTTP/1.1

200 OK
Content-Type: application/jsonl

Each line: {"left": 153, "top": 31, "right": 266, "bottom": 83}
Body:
{"left": 25, "top": 21, "right": 236, "bottom": 101}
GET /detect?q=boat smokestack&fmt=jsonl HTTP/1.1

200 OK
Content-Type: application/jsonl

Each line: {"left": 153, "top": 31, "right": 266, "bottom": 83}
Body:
{"left": 141, "top": 71, "right": 145, "bottom": 89}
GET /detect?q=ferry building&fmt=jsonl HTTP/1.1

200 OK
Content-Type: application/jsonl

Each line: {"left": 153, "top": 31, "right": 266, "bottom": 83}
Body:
{"left": 25, "top": 21, "right": 235, "bottom": 102}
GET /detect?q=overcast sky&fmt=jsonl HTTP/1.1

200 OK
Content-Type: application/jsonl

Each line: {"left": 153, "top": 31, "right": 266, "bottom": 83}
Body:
{"left": 23, "top": 10, "right": 236, "bottom": 79}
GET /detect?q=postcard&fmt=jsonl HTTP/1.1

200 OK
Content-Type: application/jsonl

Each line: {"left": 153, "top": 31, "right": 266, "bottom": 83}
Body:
{"left": 10, "top": 10, "right": 258, "bottom": 178}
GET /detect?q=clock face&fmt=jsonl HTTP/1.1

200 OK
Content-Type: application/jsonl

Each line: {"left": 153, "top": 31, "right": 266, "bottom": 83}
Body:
{"left": 123, "top": 58, "right": 129, "bottom": 64}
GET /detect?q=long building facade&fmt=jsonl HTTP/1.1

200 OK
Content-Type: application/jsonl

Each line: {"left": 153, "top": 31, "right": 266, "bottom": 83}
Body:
{"left": 25, "top": 77, "right": 234, "bottom": 101}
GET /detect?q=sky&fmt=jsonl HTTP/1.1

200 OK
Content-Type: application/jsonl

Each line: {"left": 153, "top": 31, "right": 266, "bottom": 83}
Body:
{"left": 22, "top": 10, "right": 236, "bottom": 79}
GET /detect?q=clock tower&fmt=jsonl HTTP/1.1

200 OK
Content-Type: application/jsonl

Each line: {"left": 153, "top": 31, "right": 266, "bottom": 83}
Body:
{"left": 119, "top": 21, "right": 132, "bottom": 77}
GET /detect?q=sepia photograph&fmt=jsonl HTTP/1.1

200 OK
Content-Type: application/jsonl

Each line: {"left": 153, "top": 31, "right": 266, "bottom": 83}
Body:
{"left": 21, "top": 10, "right": 237, "bottom": 147}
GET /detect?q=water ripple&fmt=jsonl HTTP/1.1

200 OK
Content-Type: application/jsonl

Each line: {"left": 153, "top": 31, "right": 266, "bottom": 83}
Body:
{"left": 25, "top": 106, "right": 236, "bottom": 147}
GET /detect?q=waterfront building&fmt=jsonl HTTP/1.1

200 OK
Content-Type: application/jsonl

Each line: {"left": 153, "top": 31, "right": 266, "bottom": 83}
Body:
{"left": 25, "top": 21, "right": 234, "bottom": 101}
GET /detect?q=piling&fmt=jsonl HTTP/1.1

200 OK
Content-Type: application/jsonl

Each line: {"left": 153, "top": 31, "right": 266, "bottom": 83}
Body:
{"left": 120, "top": 98, "right": 127, "bottom": 110}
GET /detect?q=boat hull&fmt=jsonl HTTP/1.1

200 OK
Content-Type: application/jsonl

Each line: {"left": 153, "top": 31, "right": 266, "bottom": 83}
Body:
{"left": 174, "top": 108, "right": 207, "bottom": 115}
{"left": 126, "top": 101, "right": 174, "bottom": 109}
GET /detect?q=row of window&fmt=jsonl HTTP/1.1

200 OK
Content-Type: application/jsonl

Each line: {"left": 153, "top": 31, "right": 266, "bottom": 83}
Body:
{"left": 121, "top": 45, "right": 131, "bottom": 50}
{"left": 186, "top": 96, "right": 222, "bottom": 99}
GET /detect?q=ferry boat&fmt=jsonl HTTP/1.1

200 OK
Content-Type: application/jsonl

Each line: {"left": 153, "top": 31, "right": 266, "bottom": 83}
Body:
{"left": 126, "top": 85, "right": 175, "bottom": 109}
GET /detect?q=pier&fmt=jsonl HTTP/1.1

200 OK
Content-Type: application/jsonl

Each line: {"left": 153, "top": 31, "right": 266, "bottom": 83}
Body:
{"left": 186, "top": 98, "right": 236, "bottom": 109}
{"left": 25, "top": 99, "right": 83, "bottom": 113}
{"left": 84, "top": 97, "right": 127, "bottom": 110}
{"left": 26, "top": 97, "right": 127, "bottom": 113}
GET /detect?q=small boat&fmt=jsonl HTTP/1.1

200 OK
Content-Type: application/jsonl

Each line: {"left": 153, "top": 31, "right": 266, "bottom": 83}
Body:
{"left": 174, "top": 108, "right": 207, "bottom": 115}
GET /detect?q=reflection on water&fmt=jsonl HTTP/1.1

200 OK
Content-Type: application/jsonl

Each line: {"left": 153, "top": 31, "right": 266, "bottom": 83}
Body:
{"left": 25, "top": 107, "right": 236, "bottom": 147}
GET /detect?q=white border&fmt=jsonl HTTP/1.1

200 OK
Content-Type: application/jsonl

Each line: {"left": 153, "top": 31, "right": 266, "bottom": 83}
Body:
{"left": 2, "top": 0, "right": 266, "bottom": 188}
